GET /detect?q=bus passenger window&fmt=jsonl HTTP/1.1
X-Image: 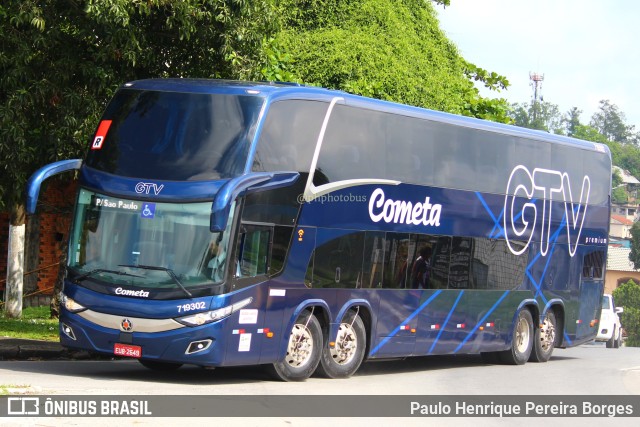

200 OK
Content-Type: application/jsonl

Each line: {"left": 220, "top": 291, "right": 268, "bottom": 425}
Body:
{"left": 582, "top": 251, "right": 604, "bottom": 279}
{"left": 237, "top": 225, "right": 271, "bottom": 278}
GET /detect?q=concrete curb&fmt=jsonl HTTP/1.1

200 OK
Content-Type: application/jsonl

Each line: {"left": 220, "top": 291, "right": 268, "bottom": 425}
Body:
{"left": 0, "top": 338, "right": 86, "bottom": 360}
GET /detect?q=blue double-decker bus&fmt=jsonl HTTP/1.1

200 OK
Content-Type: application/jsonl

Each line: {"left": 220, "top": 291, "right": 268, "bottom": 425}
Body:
{"left": 27, "top": 79, "right": 611, "bottom": 381}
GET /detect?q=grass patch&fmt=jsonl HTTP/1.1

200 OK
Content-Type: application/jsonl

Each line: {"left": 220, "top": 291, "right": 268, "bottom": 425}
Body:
{"left": 0, "top": 306, "right": 59, "bottom": 341}
{"left": 0, "top": 384, "right": 31, "bottom": 395}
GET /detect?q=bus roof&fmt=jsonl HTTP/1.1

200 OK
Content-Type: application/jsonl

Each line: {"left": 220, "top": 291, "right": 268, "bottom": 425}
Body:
{"left": 124, "top": 78, "right": 610, "bottom": 157}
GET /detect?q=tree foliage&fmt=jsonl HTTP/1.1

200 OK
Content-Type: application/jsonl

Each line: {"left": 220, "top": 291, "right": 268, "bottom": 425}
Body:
{"left": 274, "top": 0, "right": 512, "bottom": 123}
{"left": 0, "top": 0, "right": 278, "bottom": 215}
{"left": 510, "top": 101, "right": 564, "bottom": 133}
{"left": 590, "top": 100, "right": 636, "bottom": 144}
{"left": 613, "top": 280, "right": 640, "bottom": 347}
{"left": 630, "top": 222, "right": 640, "bottom": 270}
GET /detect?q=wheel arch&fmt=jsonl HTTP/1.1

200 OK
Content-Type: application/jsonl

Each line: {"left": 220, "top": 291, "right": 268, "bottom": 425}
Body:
{"left": 506, "top": 299, "right": 539, "bottom": 344}
{"left": 278, "top": 299, "right": 331, "bottom": 359}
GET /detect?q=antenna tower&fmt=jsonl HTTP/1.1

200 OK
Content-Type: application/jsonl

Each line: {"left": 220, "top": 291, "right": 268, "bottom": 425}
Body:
{"left": 529, "top": 72, "right": 544, "bottom": 103}
{"left": 529, "top": 72, "right": 544, "bottom": 121}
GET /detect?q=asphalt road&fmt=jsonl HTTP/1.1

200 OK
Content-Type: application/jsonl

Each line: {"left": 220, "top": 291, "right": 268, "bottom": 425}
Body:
{"left": 1, "top": 342, "right": 639, "bottom": 426}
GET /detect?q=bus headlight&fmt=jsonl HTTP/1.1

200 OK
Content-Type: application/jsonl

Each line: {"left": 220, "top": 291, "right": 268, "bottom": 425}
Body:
{"left": 61, "top": 294, "right": 87, "bottom": 313}
{"left": 176, "top": 297, "right": 253, "bottom": 326}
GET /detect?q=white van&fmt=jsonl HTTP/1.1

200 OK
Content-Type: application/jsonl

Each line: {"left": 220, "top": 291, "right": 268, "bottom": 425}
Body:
{"left": 596, "top": 294, "right": 624, "bottom": 348}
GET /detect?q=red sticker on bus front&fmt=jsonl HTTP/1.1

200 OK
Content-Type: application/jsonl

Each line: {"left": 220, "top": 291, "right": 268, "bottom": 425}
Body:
{"left": 91, "top": 120, "right": 112, "bottom": 150}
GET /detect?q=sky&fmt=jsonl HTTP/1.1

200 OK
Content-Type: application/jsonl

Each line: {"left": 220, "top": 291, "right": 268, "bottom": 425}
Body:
{"left": 437, "top": 0, "right": 640, "bottom": 128}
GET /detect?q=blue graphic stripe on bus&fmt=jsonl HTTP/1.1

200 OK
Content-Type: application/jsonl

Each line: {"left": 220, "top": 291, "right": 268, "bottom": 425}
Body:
{"left": 526, "top": 211, "right": 566, "bottom": 302}
{"left": 428, "top": 290, "right": 464, "bottom": 354}
{"left": 453, "top": 290, "right": 510, "bottom": 354}
{"left": 475, "top": 192, "right": 504, "bottom": 239}
{"left": 369, "top": 290, "right": 442, "bottom": 356}
{"left": 474, "top": 192, "right": 536, "bottom": 240}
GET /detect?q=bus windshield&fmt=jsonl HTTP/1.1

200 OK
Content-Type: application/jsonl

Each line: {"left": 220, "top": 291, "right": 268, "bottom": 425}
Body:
{"left": 67, "top": 189, "right": 235, "bottom": 299}
{"left": 84, "top": 89, "right": 264, "bottom": 181}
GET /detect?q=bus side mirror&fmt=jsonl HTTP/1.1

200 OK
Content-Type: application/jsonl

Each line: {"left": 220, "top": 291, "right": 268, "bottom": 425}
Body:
{"left": 210, "top": 172, "right": 300, "bottom": 232}
{"left": 26, "top": 159, "right": 82, "bottom": 214}
{"left": 210, "top": 173, "right": 273, "bottom": 232}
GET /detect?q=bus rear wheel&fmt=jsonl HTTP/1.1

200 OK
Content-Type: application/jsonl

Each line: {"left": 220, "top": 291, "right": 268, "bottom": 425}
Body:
{"left": 529, "top": 310, "right": 556, "bottom": 363}
{"left": 270, "top": 310, "right": 322, "bottom": 381}
{"left": 315, "top": 311, "right": 366, "bottom": 379}
{"left": 499, "top": 309, "right": 534, "bottom": 365}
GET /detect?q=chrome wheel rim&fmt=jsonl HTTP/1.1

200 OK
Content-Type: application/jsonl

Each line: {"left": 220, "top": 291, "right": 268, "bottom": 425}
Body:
{"left": 330, "top": 322, "right": 358, "bottom": 365}
{"left": 285, "top": 323, "right": 314, "bottom": 368}
{"left": 539, "top": 314, "right": 556, "bottom": 352}
{"left": 515, "top": 316, "right": 531, "bottom": 353}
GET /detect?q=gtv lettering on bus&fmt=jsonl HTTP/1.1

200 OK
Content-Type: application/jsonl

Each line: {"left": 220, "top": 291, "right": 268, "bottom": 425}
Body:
{"left": 504, "top": 165, "right": 590, "bottom": 257}
{"left": 368, "top": 188, "right": 442, "bottom": 227}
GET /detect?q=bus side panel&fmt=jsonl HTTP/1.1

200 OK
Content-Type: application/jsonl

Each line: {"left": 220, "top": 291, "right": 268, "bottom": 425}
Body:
{"left": 369, "top": 289, "right": 419, "bottom": 357}
{"left": 415, "top": 290, "right": 468, "bottom": 356}
{"left": 257, "top": 287, "right": 338, "bottom": 365}
{"left": 460, "top": 290, "right": 534, "bottom": 354}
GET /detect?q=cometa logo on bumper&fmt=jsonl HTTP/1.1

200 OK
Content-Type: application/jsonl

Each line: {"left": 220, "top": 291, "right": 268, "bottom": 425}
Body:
{"left": 368, "top": 188, "right": 442, "bottom": 227}
{"left": 115, "top": 287, "right": 150, "bottom": 298}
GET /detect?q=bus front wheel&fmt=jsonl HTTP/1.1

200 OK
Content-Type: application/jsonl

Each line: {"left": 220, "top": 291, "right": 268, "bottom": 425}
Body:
{"left": 315, "top": 311, "right": 366, "bottom": 379}
{"left": 499, "top": 309, "right": 534, "bottom": 365}
{"left": 529, "top": 310, "right": 556, "bottom": 363}
{"left": 270, "top": 310, "right": 322, "bottom": 381}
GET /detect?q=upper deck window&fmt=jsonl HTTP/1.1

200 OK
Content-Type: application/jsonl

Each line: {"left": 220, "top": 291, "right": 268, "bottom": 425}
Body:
{"left": 312, "top": 103, "right": 610, "bottom": 205}
{"left": 252, "top": 99, "right": 327, "bottom": 173}
{"left": 85, "top": 89, "right": 264, "bottom": 181}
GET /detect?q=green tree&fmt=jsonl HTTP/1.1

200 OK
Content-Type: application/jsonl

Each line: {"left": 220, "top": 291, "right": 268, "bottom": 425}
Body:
{"left": 630, "top": 222, "right": 640, "bottom": 271}
{"left": 613, "top": 280, "right": 640, "bottom": 347}
{"left": 275, "top": 0, "right": 512, "bottom": 123}
{"left": 612, "top": 168, "right": 628, "bottom": 204}
{"left": 564, "top": 107, "right": 582, "bottom": 137}
{"left": 590, "top": 99, "right": 635, "bottom": 143}
{"left": 509, "top": 101, "right": 564, "bottom": 133}
{"left": 1, "top": 0, "right": 278, "bottom": 317}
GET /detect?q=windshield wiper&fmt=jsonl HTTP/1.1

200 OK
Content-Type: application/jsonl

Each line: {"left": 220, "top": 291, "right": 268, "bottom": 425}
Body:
{"left": 74, "top": 268, "right": 144, "bottom": 283}
{"left": 118, "top": 264, "right": 193, "bottom": 299}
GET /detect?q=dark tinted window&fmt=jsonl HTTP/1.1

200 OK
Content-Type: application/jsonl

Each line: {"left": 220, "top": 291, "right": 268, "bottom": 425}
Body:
{"left": 469, "top": 239, "right": 528, "bottom": 290}
{"left": 313, "top": 104, "right": 609, "bottom": 205}
{"left": 305, "top": 230, "right": 529, "bottom": 290}
{"left": 253, "top": 100, "right": 327, "bottom": 173}
{"left": 583, "top": 250, "right": 604, "bottom": 279}
{"left": 381, "top": 233, "right": 410, "bottom": 289}
{"left": 86, "top": 89, "right": 263, "bottom": 181}
{"left": 306, "top": 231, "right": 365, "bottom": 289}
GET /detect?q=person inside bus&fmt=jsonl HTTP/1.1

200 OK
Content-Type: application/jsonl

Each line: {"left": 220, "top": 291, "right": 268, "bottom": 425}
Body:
{"left": 411, "top": 246, "right": 432, "bottom": 289}
{"left": 207, "top": 234, "right": 227, "bottom": 282}
{"left": 395, "top": 243, "right": 409, "bottom": 288}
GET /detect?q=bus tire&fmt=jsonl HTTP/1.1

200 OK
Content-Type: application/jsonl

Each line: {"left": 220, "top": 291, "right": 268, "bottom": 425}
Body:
{"left": 270, "top": 310, "right": 322, "bottom": 382}
{"left": 315, "top": 311, "right": 366, "bottom": 379}
{"left": 499, "top": 309, "right": 534, "bottom": 365}
{"left": 138, "top": 359, "right": 183, "bottom": 371}
{"left": 529, "top": 310, "right": 556, "bottom": 363}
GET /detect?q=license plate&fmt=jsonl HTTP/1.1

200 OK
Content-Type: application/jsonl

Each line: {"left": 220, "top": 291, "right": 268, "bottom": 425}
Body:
{"left": 114, "top": 343, "right": 142, "bottom": 358}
